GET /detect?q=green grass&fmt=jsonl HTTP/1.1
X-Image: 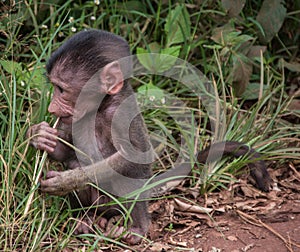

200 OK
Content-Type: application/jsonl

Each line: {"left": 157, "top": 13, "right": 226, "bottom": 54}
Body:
{"left": 0, "top": 0, "right": 299, "bottom": 250}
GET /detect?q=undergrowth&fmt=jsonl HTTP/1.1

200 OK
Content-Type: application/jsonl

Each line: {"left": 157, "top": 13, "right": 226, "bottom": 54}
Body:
{"left": 0, "top": 0, "right": 299, "bottom": 250}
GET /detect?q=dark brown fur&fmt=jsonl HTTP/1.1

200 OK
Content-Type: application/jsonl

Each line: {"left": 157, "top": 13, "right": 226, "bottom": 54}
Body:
{"left": 27, "top": 30, "right": 271, "bottom": 245}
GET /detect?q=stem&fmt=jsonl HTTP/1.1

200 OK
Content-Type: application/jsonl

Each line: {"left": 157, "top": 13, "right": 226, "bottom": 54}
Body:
{"left": 24, "top": 118, "right": 60, "bottom": 216}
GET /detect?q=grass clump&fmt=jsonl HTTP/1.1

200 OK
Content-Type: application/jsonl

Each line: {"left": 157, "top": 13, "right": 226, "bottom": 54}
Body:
{"left": 0, "top": 0, "right": 299, "bottom": 250}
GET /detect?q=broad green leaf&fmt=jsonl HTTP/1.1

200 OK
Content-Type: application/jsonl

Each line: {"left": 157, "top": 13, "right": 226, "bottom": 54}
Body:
{"left": 136, "top": 43, "right": 162, "bottom": 72}
{"left": 256, "top": 0, "right": 287, "bottom": 44}
{"left": 241, "top": 83, "right": 268, "bottom": 100}
{"left": 212, "top": 26, "right": 253, "bottom": 48}
{"left": 136, "top": 47, "right": 154, "bottom": 72}
{"left": 161, "top": 46, "right": 181, "bottom": 57}
{"left": 137, "top": 82, "right": 165, "bottom": 101}
{"left": 222, "top": 0, "right": 246, "bottom": 17}
{"left": 158, "top": 46, "right": 181, "bottom": 72}
{"left": 165, "top": 5, "right": 191, "bottom": 47}
{"left": 0, "top": 60, "right": 22, "bottom": 74}
{"left": 211, "top": 24, "right": 235, "bottom": 45}
{"left": 28, "top": 67, "right": 46, "bottom": 88}
{"left": 136, "top": 46, "right": 181, "bottom": 73}
{"left": 231, "top": 34, "right": 254, "bottom": 47}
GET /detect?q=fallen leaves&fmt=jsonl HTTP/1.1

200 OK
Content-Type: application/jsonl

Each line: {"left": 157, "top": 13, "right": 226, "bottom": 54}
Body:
{"left": 173, "top": 198, "right": 213, "bottom": 214}
{"left": 145, "top": 161, "right": 300, "bottom": 251}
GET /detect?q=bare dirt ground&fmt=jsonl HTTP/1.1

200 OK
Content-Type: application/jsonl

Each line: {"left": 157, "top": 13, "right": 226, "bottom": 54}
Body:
{"left": 72, "top": 160, "right": 300, "bottom": 252}
{"left": 130, "top": 161, "right": 300, "bottom": 252}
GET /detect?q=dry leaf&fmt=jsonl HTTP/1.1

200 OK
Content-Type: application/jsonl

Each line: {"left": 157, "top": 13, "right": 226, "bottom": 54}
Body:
{"left": 174, "top": 198, "right": 213, "bottom": 214}
{"left": 168, "top": 236, "right": 188, "bottom": 247}
{"left": 149, "top": 242, "right": 171, "bottom": 251}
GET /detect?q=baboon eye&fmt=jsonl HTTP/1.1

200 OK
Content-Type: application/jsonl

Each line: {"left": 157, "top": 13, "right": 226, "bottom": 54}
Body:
{"left": 57, "top": 85, "right": 64, "bottom": 93}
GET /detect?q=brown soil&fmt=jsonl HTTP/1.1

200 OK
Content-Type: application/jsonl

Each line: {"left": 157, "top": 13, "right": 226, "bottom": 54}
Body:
{"left": 135, "top": 161, "right": 300, "bottom": 252}
{"left": 73, "top": 161, "right": 300, "bottom": 252}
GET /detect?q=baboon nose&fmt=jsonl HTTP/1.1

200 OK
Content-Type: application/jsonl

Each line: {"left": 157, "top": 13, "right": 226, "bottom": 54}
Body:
{"left": 48, "top": 101, "right": 56, "bottom": 114}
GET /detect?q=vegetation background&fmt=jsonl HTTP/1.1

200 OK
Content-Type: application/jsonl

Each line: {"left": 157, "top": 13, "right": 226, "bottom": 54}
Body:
{"left": 0, "top": 0, "right": 299, "bottom": 250}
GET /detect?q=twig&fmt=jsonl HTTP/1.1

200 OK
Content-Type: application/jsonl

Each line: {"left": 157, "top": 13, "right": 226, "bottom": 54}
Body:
{"left": 289, "top": 163, "right": 300, "bottom": 180}
{"left": 24, "top": 118, "right": 60, "bottom": 216}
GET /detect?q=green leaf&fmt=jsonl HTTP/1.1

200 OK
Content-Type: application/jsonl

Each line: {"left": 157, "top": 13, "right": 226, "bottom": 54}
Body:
{"left": 136, "top": 46, "right": 181, "bottom": 73}
{"left": 211, "top": 24, "right": 235, "bottom": 45}
{"left": 28, "top": 67, "right": 46, "bottom": 88}
{"left": 212, "top": 27, "right": 254, "bottom": 48}
{"left": 0, "top": 60, "right": 22, "bottom": 74}
{"left": 231, "top": 34, "right": 254, "bottom": 47}
{"left": 256, "top": 0, "right": 287, "bottom": 44}
{"left": 136, "top": 47, "right": 154, "bottom": 72}
{"left": 165, "top": 5, "right": 191, "bottom": 47}
{"left": 137, "top": 82, "right": 165, "bottom": 101}
{"left": 161, "top": 46, "right": 181, "bottom": 57}
{"left": 241, "top": 83, "right": 268, "bottom": 100}
{"left": 158, "top": 46, "right": 181, "bottom": 72}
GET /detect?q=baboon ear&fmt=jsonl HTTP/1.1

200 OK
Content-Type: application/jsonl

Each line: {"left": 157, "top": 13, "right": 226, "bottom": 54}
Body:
{"left": 100, "top": 61, "right": 124, "bottom": 95}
